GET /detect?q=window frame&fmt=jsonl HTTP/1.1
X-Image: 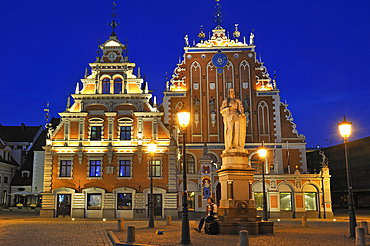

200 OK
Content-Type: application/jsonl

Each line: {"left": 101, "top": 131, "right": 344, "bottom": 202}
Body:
{"left": 148, "top": 156, "right": 163, "bottom": 179}
{"left": 117, "top": 118, "right": 133, "bottom": 142}
{"left": 114, "top": 78, "right": 123, "bottom": 94}
{"left": 117, "top": 155, "right": 133, "bottom": 180}
{"left": 87, "top": 193, "right": 102, "bottom": 210}
{"left": 280, "top": 192, "right": 292, "bottom": 211}
{"left": 102, "top": 78, "right": 111, "bottom": 94}
{"left": 87, "top": 155, "right": 104, "bottom": 180}
{"left": 179, "top": 154, "right": 196, "bottom": 174}
{"left": 117, "top": 193, "right": 133, "bottom": 210}
{"left": 305, "top": 192, "right": 317, "bottom": 211}
{"left": 57, "top": 156, "right": 74, "bottom": 180}
{"left": 88, "top": 118, "right": 104, "bottom": 141}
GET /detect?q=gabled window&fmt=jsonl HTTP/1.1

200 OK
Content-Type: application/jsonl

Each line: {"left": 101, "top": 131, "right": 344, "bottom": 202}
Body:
{"left": 120, "top": 126, "right": 131, "bottom": 140}
{"left": 91, "top": 126, "right": 101, "bottom": 140}
{"left": 102, "top": 78, "right": 110, "bottom": 94}
{"left": 89, "top": 160, "right": 101, "bottom": 177}
{"left": 60, "top": 160, "right": 71, "bottom": 177}
{"left": 119, "top": 160, "right": 131, "bottom": 177}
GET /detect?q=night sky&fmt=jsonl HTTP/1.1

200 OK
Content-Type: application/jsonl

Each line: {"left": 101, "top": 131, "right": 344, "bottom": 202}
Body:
{"left": 1, "top": 0, "right": 369, "bottom": 148}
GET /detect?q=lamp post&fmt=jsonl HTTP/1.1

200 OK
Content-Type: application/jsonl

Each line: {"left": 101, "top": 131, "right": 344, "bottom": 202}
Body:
{"left": 258, "top": 142, "right": 268, "bottom": 221}
{"left": 177, "top": 110, "right": 191, "bottom": 245}
{"left": 338, "top": 116, "right": 356, "bottom": 238}
{"left": 147, "top": 137, "right": 157, "bottom": 228}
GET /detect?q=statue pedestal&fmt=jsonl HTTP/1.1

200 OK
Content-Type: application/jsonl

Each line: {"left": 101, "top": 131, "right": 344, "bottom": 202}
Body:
{"left": 216, "top": 149, "right": 273, "bottom": 235}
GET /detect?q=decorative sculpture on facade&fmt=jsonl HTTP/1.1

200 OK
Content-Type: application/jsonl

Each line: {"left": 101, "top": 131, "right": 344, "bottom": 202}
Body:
{"left": 220, "top": 88, "right": 246, "bottom": 149}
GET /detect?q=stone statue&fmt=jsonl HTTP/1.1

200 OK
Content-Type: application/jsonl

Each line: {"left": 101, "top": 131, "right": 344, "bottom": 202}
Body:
{"left": 193, "top": 95, "right": 200, "bottom": 114}
{"left": 184, "top": 34, "right": 189, "bottom": 47}
{"left": 209, "top": 96, "right": 215, "bottom": 112}
{"left": 243, "top": 96, "right": 249, "bottom": 114}
{"left": 319, "top": 150, "right": 329, "bottom": 168}
{"left": 220, "top": 88, "right": 247, "bottom": 149}
{"left": 249, "top": 32, "right": 254, "bottom": 45}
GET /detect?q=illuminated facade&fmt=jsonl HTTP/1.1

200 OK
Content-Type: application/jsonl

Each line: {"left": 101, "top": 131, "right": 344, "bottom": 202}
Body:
{"left": 163, "top": 5, "right": 333, "bottom": 218}
{"left": 40, "top": 31, "right": 177, "bottom": 218}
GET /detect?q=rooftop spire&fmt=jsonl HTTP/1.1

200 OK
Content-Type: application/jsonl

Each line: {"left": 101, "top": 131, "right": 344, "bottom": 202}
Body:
{"left": 108, "top": 1, "right": 120, "bottom": 36}
{"left": 44, "top": 102, "right": 50, "bottom": 124}
{"left": 213, "top": 0, "right": 225, "bottom": 29}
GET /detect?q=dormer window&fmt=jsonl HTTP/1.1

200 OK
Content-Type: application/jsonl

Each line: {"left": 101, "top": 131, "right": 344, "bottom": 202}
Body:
{"left": 21, "top": 170, "right": 31, "bottom": 178}
{"left": 102, "top": 78, "right": 110, "bottom": 94}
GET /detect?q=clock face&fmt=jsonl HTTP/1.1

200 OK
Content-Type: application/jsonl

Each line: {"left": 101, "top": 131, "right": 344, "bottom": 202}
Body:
{"left": 212, "top": 53, "right": 228, "bottom": 68}
{"left": 108, "top": 52, "right": 117, "bottom": 61}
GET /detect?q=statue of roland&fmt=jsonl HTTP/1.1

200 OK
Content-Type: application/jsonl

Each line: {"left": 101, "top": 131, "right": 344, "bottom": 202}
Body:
{"left": 220, "top": 88, "right": 247, "bottom": 150}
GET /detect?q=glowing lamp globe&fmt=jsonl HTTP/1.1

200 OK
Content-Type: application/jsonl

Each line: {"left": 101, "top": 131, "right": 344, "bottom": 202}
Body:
{"left": 177, "top": 110, "right": 190, "bottom": 129}
{"left": 338, "top": 116, "right": 352, "bottom": 138}
{"left": 147, "top": 138, "right": 157, "bottom": 154}
{"left": 258, "top": 147, "right": 267, "bottom": 158}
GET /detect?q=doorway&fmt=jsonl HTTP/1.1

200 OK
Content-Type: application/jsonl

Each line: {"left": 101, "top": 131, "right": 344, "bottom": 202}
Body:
{"left": 147, "top": 194, "right": 162, "bottom": 217}
{"left": 57, "top": 194, "right": 71, "bottom": 217}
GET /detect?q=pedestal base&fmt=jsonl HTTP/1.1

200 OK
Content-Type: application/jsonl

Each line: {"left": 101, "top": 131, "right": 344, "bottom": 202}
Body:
{"left": 218, "top": 221, "right": 274, "bottom": 235}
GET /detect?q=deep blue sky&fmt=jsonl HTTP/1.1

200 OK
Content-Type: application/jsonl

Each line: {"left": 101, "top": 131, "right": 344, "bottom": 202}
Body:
{"left": 1, "top": 0, "right": 369, "bottom": 148}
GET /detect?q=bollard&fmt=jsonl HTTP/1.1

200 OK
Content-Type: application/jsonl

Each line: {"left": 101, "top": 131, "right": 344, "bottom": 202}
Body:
{"left": 360, "top": 221, "right": 369, "bottom": 235}
{"left": 302, "top": 216, "right": 307, "bottom": 227}
{"left": 117, "top": 218, "right": 124, "bottom": 232}
{"left": 127, "top": 226, "right": 135, "bottom": 243}
{"left": 166, "top": 215, "right": 172, "bottom": 225}
{"left": 239, "top": 230, "right": 249, "bottom": 246}
{"left": 356, "top": 227, "right": 365, "bottom": 246}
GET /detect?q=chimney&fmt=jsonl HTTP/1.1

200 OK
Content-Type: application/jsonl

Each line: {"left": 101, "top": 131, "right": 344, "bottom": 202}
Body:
{"left": 21, "top": 123, "right": 25, "bottom": 132}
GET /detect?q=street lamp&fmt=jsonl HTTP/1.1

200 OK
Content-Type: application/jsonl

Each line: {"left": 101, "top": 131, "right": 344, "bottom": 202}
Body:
{"left": 338, "top": 116, "right": 356, "bottom": 238}
{"left": 177, "top": 109, "right": 191, "bottom": 245}
{"left": 258, "top": 142, "right": 268, "bottom": 221}
{"left": 148, "top": 137, "right": 157, "bottom": 228}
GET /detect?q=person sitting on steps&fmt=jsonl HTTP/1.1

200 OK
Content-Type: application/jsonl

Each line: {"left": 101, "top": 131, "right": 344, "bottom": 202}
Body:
{"left": 194, "top": 197, "right": 217, "bottom": 233}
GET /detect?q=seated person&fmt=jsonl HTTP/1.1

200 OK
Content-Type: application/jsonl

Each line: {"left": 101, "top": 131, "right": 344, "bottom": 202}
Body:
{"left": 194, "top": 197, "right": 217, "bottom": 232}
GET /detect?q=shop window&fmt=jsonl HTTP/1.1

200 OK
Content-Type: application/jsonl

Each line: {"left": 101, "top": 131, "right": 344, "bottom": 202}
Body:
{"left": 89, "top": 160, "right": 101, "bottom": 177}
{"left": 305, "top": 192, "right": 317, "bottom": 211}
{"left": 114, "top": 78, "right": 122, "bottom": 94}
{"left": 120, "top": 126, "right": 131, "bottom": 140}
{"left": 188, "top": 191, "right": 195, "bottom": 211}
{"left": 280, "top": 192, "right": 292, "bottom": 211}
{"left": 119, "top": 160, "right": 131, "bottom": 177}
{"left": 117, "top": 193, "right": 132, "bottom": 210}
{"left": 60, "top": 160, "right": 71, "bottom": 177}
{"left": 254, "top": 192, "right": 263, "bottom": 210}
{"left": 102, "top": 78, "right": 110, "bottom": 94}
{"left": 87, "top": 193, "right": 102, "bottom": 210}
{"left": 91, "top": 126, "right": 102, "bottom": 140}
{"left": 151, "top": 160, "right": 161, "bottom": 177}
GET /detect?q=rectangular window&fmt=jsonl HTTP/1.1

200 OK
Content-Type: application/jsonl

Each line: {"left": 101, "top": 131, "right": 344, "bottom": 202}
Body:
{"left": 254, "top": 192, "right": 263, "bottom": 210}
{"left": 305, "top": 192, "right": 317, "bottom": 211}
{"left": 151, "top": 160, "right": 161, "bottom": 177}
{"left": 4, "top": 177, "right": 8, "bottom": 184}
{"left": 91, "top": 126, "right": 101, "bottom": 140}
{"left": 87, "top": 194, "right": 102, "bottom": 210}
{"left": 280, "top": 192, "right": 292, "bottom": 211}
{"left": 188, "top": 192, "right": 195, "bottom": 211}
{"left": 120, "top": 126, "right": 131, "bottom": 140}
{"left": 89, "top": 160, "right": 101, "bottom": 177}
{"left": 117, "top": 193, "right": 132, "bottom": 210}
{"left": 60, "top": 160, "right": 71, "bottom": 177}
{"left": 119, "top": 160, "right": 130, "bottom": 177}
{"left": 3, "top": 190, "right": 7, "bottom": 204}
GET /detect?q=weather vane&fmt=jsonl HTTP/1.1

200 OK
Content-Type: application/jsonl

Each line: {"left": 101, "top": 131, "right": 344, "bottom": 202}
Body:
{"left": 108, "top": 1, "right": 120, "bottom": 35}
{"left": 213, "top": 0, "right": 225, "bottom": 29}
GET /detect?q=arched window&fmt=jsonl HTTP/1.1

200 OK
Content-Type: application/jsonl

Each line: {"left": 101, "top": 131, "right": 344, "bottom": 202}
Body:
{"left": 102, "top": 78, "right": 110, "bottom": 94}
{"left": 251, "top": 154, "right": 263, "bottom": 174}
{"left": 114, "top": 78, "right": 122, "bottom": 94}
{"left": 180, "top": 154, "right": 195, "bottom": 173}
{"left": 258, "top": 101, "right": 270, "bottom": 142}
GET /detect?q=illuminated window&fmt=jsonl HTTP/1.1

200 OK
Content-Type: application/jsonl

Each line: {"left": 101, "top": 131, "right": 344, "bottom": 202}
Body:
{"left": 87, "top": 194, "right": 102, "bottom": 210}
{"left": 91, "top": 126, "right": 101, "bottom": 140}
{"left": 188, "top": 192, "right": 195, "bottom": 211}
{"left": 120, "top": 126, "right": 131, "bottom": 140}
{"left": 89, "top": 160, "right": 101, "bottom": 177}
{"left": 151, "top": 160, "right": 161, "bottom": 177}
{"left": 114, "top": 78, "right": 122, "bottom": 94}
{"left": 254, "top": 192, "right": 263, "bottom": 210}
{"left": 102, "top": 78, "right": 110, "bottom": 94}
{"left": 280, "top": 192, "right": 292, "bottom": 211}
{"left": 119, "top": 160, "right": 131, "bottom": 177}
{"left": 305, "top": 192, "right": 317, "bottom": 211}
{"left": 60, "top": 160, "right": 71, "bottom": 177}
{"left": 117, "top": 193, "right": 132, "bottom": 210}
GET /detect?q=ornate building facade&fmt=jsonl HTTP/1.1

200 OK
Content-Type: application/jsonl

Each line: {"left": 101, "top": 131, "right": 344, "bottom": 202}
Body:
{"left": 163, "top": 3, "right": 333, "bottom": 218}
{"left": 41, "top": 2, "right": 333, "bottom": 219}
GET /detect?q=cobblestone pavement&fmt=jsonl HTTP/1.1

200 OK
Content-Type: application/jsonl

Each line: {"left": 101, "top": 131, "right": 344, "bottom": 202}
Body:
{"left": 0, "top": 210, "right": 370, "bottom": 246}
